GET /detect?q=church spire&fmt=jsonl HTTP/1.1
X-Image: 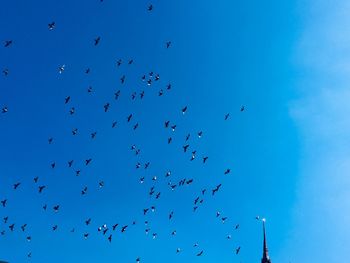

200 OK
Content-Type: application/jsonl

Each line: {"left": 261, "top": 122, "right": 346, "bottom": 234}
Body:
{"left": 261, "top": 219, "right": 271, "bottom": 263}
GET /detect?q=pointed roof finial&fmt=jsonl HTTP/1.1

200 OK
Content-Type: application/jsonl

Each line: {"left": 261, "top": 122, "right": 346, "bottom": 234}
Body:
{"left": 261, "top": 218, "right": 271, "bottom": 263}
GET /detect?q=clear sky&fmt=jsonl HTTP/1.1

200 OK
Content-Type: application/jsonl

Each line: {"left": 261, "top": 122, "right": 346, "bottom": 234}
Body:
{"left": 0, "top": 0, "right": 345, "bottom": 262}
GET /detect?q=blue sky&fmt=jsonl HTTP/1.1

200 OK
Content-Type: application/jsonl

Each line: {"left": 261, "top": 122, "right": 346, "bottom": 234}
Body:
{"left": 0, "top": 0, "right": 343, "bottom": 262}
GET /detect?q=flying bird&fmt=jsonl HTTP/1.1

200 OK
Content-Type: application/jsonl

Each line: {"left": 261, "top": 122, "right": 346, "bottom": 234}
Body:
{"left": 4, "top": 40, "right": 13, "bottom": 47}
{"left": 58, "top": 64, "right": 65, "bottom": 74}
{"left": 1, "top": 107, "right": 8, "bottom": 113}
{"left": 94, "top": 36, "right": 101, "bottom": 46}
{"left": 48, "top": 22, "right": 55, "bottom": 30}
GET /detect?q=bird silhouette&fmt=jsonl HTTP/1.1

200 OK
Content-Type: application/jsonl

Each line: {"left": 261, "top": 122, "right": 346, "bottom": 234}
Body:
{"left": 48, "top": 22, "right": 55, "bottom": 30}
{"left": 4, "top": 40, "right": 13, "bottom": 47}
{"left": 94, "top": 36, "right": 101, "bottom": 46}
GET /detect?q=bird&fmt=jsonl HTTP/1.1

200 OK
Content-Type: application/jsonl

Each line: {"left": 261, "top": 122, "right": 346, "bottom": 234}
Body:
{"left": 34, "top": 176, "right": 39, "bottom": 183}
{"left": 190, "top": 151, "right": 196, "bottom": 161}
{"left": 221, "top": 217, "right": 228, "bottom": 223}
{"left": 9, "top": 224, "right": 15, "bottom": 231}
{"left": 65, "top": 96, "right": 71, "bottom": 104}
{"left": 240, "top": 105, "right": 245, "bottom": 112}
{"left": 212, "top": 184, "right": 222, "bottom": 195}
{"left": 121, "top": 225, "right": 128, "bottom": 232}
{"left": 166, "top": 41, "right": 171, "bottom": 48}
{"left": 224, "top": 169, "right": 231, "bottom": 175}
{"left": 194, "top": 197, "right": 200, "bottom": 205}
{"left": 38, "top": 185, "right": 46, "bottom": 193}
{"left": 112, "top": 121, "right": 117, "bottom": 128}
{"left": 203, "top": 156, "right": 209, "bottom": 163}
{"left": 85, "top": 218, "right": 91, "bottom": 225}
{"left": 48, "top": 137, "right": 54, "bottom": 144}
{"left": 114, "top": 90, "right": 121, "bottom": 99}
{"left": 235, "top": 246, "right": 241, "bottom": 254}
{"left": 58, "top": 64, "right": 65, "bottom": 74}
{"left": 21, "top": 224, "right": 27, "bottom": 231}
{"left": 1, "top": 199, "right": 7, "bottom": 207}
{"left": 181, "top": 106, "right": 188, "bottom": 114}
{"left": 85, "top": 68, "right": 90, "bottom": 74}
{"left": 94, "top": 36, "right": 101, "bottom": 46}
{"left": 2, "top": 68, "right": 9, "bottom": 76}
{"left": 68, "top": 160, "right": 74, "bottom": 167}
{"left": 183, "top": 144, "right": 189, "bottom": 152}
{"left": 196, "top": 250, "right": 204, "bottom": 256}
{"left": 104, "top": 103, "right": 110, "bottom": 112}
{"left": 72, "top": 128, "right": 78, "bottom": 135}
{"left": 225, "top": 113, "right": 230, "bottom": 120}
{"left": 3, "top": 216, "right": 8, "bottom": 223}
{"left": 108, "top": 234, "right": 112, "bottom": 242}
{"left": 81, "top": 186, "right": 88, "bottom": 195}
{"left": 148, "top": 4, "right": 153, "bottom": 11}
{"left": 127, "top": 114, "right": 133, "bottom": 122}
{"left": 4, "top": 40, "right": 13, "bottom": 47}
{"left": 1, "top": 107, "right": 8, "bottom": 113}
{"left": 85, "top": 158, "right": 92, "bottom": 165}
{"left": 48, "top": 22, "right": 55, "bottom": 30}
{"left": 13, "top": 182, "right": 21, "bottom": 190}
{"left": 99, "top": 181, "right": 104, "bottom": 188}
{"left": 91, "top": 132, "right": 97, "bottom": 139}
{"left": 53, "top": 205, "right": 60, "bottom": 212}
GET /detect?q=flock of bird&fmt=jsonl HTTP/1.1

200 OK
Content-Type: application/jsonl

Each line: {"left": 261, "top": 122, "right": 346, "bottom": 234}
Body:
{"left": 0, "top": 2, "right": 261, "bottom": 262}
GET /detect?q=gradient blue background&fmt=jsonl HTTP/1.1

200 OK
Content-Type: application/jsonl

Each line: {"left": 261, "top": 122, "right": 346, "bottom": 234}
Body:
{"left": 0, "top": 0, "right": 303, "bottom": 262}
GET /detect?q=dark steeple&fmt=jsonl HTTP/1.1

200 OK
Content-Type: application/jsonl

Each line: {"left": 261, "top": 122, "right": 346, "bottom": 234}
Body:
{"left": 261, "top": 219, "right": 271, "bottom": 263}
